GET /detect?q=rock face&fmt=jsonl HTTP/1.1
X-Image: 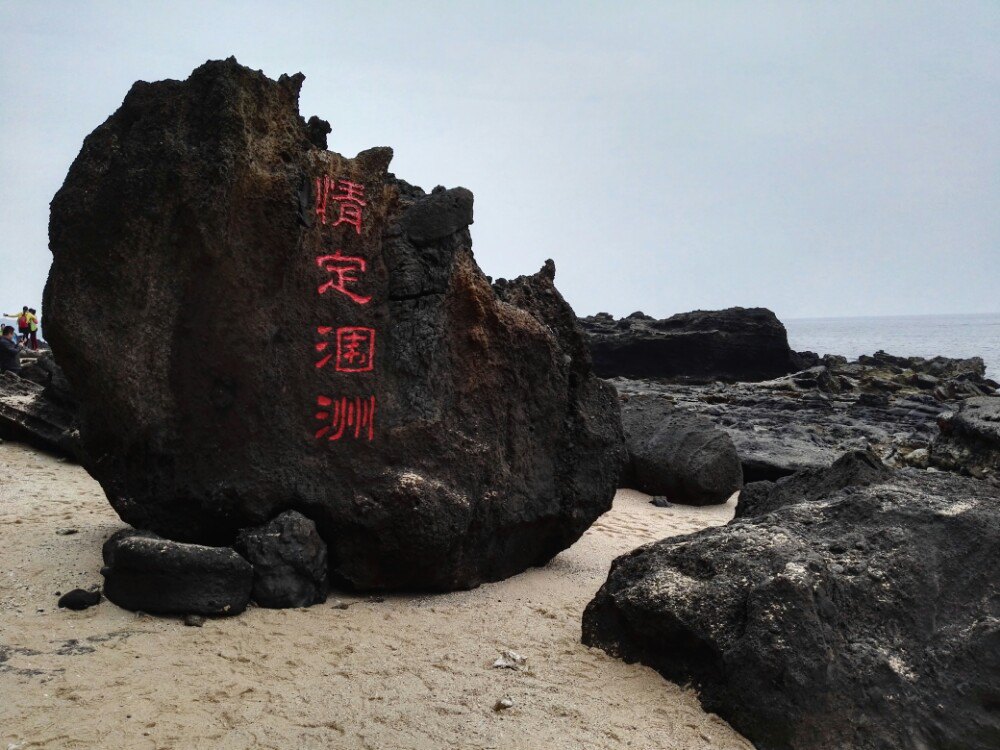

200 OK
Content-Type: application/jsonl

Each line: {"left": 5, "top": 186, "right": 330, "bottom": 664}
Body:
{"left": 583, "top": 457, "right": 1000, "bottom": 750}
{"left": 932, "top": 396, "right": 1000, "bottom": 479}
{"left": 235, "top": 511, "right": 328, "bottom": 608}
{"left": 102, "top": 530, "right": 253, "bottom": 616}
{"left": 609, "top": 351, "right": 997, "bottom": 482}
{"left": 578, "top": 307, "right": 798, "bottom": 383}
{"left": 620, "top": 394, "right": 741, "bottom": 505}
{"left": 44, "top": 58, "right": 624, "bottom": 591}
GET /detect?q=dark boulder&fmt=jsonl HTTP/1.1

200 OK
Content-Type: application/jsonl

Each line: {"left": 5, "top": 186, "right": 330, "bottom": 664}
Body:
{"left": 578, "top": 307, "right": 798, "bottom": 383}
{"left": 57, "top": 588, "right": 101, "bottom": 611}
{"left": 583, "top": 463, "right": 1000, "bottom": 750}
{"left": 932, "top": 396, "right": 1000, "bottom": 479}
{"left": 235, "top": 510, "right": 328, "bottom": 608}
{"left": 620, "top": 394, "right": 742, "bottom": 505}
{"left": 101, "top": 530, "right": 253, "bottom": 616}
{"left": 0, "top": 372, "right": 79, "bottom": 458}
{"left": 44, "top": 58, "right": 624, "bottom": 591}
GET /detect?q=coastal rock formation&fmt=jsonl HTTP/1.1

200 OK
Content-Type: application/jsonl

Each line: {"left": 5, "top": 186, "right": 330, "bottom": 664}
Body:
{"left": 235, "top": 511, "right": 328, "bottom": 608}
{"left": 932, "top": 396, "right": 1000, "bottom": 479}
{"left": 583, "top": 460, "right": 1000, "bottom": 750}
{"left": 44, "top": 58, "right": 625, "bottom": 591}
{"left": 735, "top": 450, "right": 889, "bottom": 520}
{"left": 578, "top": 307, "right": 799, "bottom": 383}
{"left": 620, "top": 394, "right": 741, "bottom": 505}
{"left": 0, "top": 372, "right": 79, "bottom": 458}
{"left": 102, "top": 530, "right": 253, "bottom": 616}
{"left": 609, "top": 351, "right": 998, "bottom": 481}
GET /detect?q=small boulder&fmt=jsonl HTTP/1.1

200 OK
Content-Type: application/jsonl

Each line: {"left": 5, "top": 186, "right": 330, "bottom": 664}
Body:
{"left": 101, "top": 530, "right": 253, "bottom": 616}
{"left": 57, "top": 588, "right": 101, "bottom": 611}
{"left": 235, "top": 511, "right": 328, "bottom": 608}
{"left": 932, "top": 396, "right": 1000, "bottom": 479}
{"left": 621, "top": 395, "right": 742, "bottom": 505}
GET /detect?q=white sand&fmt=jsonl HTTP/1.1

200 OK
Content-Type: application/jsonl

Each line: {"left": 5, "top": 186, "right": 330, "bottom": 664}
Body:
{"left": 0, "top": 441, "right": 752, "bottom": 750}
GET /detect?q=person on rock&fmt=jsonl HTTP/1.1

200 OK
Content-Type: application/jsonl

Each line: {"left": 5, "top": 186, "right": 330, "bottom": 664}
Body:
{"left": 3, "top": 306, "right": 29, "bottom": 345}
{"left": 0, "top": 325, "right": 23, "bottom": 374}
{"left": 27, "top": 308, "right": 39, "bottom": 350}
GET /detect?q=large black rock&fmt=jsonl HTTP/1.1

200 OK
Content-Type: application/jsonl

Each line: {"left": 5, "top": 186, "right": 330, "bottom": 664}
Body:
{"left": 578, "top": 307, "right": 798, "bottom": 382}
{"left": 583, "top": 458, "right": 1000, "bottom": 750}
{"left": 620, "top": 394, "right": 742, "bottom": 505}
{"left": 44, "top": 58, "right": 625, "bottom": 591}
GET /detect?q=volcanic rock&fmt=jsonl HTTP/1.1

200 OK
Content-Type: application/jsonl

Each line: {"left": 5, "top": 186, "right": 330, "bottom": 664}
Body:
{"left": 620, "top": 394, "right": 741, "bottom": 505}
{"left": 101, "top": 530, "right": 253, "bottom": 616}
{"left": 734, "top": 449, "right": 890, "bottom": 520}
{"left": 57, "top": 588, "right": 101, "bottom": 611}
{"left": 578, "top": 307, "right": 798, "bottom": 382}
{"left": 583, "top": 462, "right": 1000, "bottom": 750}
{"left": 932, "top": 396, "right": 1000, "bottom": 479}
{"left": 608, "top": 350, "right": 996, "bottom": 482}
{"left": 0, "top": 372, "right": 79, "bottom": 458}
{"left": 44, "top": 58, "right": 624, "bottom": 591}
{"left": 235, "top": 510, "right": 328, "bottom": 608}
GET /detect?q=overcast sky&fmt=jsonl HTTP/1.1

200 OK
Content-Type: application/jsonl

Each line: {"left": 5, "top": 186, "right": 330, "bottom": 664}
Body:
{"left": 1, "top": 1, "right": 997, "bottom": 323}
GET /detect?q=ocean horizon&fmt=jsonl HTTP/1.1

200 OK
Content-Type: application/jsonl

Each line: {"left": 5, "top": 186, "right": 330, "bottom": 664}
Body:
{"left": 785, "top": 312, "right": 1000, "bottom": 379}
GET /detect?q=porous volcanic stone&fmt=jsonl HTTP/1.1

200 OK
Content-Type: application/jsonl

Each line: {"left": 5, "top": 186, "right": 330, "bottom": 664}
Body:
{"left": 235, "top": 510, "right": 328, "bottom": 608}
{"left": 101, "top": 530, "right": 253, "bottom": 616}
{"left": 44, "top": 58, "right": 624, "bottom": 591}
{"left": 932, "top": 396, "right": 1000, "bottom": 479}
{"left": 583, "top": 460, "right": 1000, "bottom": 750}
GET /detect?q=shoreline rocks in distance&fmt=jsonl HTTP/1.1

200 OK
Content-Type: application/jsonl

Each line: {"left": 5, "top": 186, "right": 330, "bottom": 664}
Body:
{"left": 579, "top": 307, "right": 805, "bottom": 383}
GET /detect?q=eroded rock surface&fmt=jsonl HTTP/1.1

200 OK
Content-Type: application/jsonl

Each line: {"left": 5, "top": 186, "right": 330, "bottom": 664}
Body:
{"left": 609, "top": 351, "right": 997, "bottom": 481}
{"left": 44, "top": 58, "right": 624, "bottom": 591}
{"left": 0, "top": 373, "right": 79, "bottom": 458}
{"left": 583, "top": 459, "right": 1000, "bottom": 750}
{"left": 932, "top": 396, "right": 1000, "bottom": 479}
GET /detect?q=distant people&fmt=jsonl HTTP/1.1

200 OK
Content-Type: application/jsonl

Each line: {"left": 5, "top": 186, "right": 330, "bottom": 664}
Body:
{"left": 27, "top": 308, "right": 39, "bottom": 350}
{"left": 3, "top": 306, "right": 29, "bottom": 345}
{"left": 1, "top": 325, "right": 23, "bottom": 374}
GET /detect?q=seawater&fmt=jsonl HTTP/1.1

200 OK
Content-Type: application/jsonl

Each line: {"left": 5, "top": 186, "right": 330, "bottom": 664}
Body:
{"left": 785, "top": 313, "right": 1000, "bottom": 379}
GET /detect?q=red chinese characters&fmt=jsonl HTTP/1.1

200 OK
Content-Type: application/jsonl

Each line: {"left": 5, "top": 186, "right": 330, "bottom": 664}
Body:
{"left": 314, "top": 176, "right": 366, "bottom": 234}
{"left": 316, "top": 251, "right": 371, "bottom": 305}
{"left": 314, "top": 326, "right": 375, "bottom": 372}
{"left": 312, "top": 173, "right": 378, "bottom": 445}
{"left": 314, "top": 395, "right": 375, "bottom": 441}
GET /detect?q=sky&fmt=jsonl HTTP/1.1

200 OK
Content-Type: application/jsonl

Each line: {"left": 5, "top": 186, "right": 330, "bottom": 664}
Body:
{"left": 0, "top": 1, "right": 997, "bottom": 323}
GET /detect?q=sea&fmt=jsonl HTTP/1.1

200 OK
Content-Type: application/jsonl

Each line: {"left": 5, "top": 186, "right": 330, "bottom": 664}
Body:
{"left": 785, "top": 313, "right": 1000, "bottom": 379}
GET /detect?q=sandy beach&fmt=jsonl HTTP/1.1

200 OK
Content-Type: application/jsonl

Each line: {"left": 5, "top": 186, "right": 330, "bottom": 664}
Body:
{"left": 0, "top": 440, "right": 751, "bottom": 750}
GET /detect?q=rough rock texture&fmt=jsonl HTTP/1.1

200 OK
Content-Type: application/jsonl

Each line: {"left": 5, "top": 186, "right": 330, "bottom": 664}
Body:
{"left": 235, "top": 510, "right": 328, "bottom": 608}
{"left": 932, "top": 396, "right": 1000, "bottom": 479}
{"left": 19, "top": 350, "right": 78, "bottom": 409}
{"left": 578, "top": 307, "right": 799, "bottom": 383}
{"left": 0, "top": 373, "right": 79, "bottom": 458}
{"left": 44, "top": 58, "right": 624, "bottom": 591}
{"left": 735, "top": 450, "right": 890, "bottom": 520}
{"left": 101, "top": 530, "right": 253, "bottom": 616}
{"left": 609, "top": 352, "right": 997, "bottom": 482}
{"left": 583, "top": 459, "right": 1000, "bottom": 750}
{"left": 620, "top": 394, "right": 741, "bottom": 505}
